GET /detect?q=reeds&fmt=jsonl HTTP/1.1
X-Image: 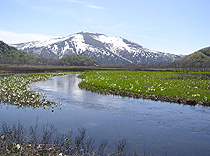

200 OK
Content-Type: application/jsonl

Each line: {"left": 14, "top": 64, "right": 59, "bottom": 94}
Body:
{"left": 0, "top": 121, "right": 132, "bottom": 155}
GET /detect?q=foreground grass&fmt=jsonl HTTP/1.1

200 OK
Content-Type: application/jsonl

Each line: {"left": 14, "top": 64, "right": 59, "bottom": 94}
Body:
{"left": 79, "top": 71, "right": 210, "bottom": 106}
{"left": 0, "top": 73, "right": 69, "bottom": 108}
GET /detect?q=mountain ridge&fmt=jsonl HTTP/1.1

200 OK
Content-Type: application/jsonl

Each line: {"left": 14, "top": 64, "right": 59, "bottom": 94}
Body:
{"left": 12, "top": 31, "right": 182, "bottom": 65}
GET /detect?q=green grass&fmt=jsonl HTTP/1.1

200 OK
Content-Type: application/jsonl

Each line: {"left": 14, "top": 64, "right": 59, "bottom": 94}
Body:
{"left": 79, "top": 71, "right": 210, "bottom": 105}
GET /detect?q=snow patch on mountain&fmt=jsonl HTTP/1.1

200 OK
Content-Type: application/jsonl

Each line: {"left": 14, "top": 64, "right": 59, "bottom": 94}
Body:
{"left": 71, "top": 34, "right": 87, "bottom": 52}
{"left": 93, "top": 35, "right": 130, "bottom": 51}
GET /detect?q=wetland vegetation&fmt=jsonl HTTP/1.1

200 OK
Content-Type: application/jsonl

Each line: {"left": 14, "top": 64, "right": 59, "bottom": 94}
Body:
{"left": 0, "top": 73, "right": 68, "bottom": 109}
{"left": 79, "top": 71, "right": 210, "bottom": 106}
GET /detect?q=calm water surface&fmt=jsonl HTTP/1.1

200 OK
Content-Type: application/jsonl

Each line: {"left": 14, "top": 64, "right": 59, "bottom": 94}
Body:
{"left": 1, "top": 74, "right": 210, "bottom": 156}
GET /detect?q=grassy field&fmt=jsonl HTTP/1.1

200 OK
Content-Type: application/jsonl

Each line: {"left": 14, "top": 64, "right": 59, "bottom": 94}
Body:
{"left": 79, "top": 71, "right": 210, "bottom": 106}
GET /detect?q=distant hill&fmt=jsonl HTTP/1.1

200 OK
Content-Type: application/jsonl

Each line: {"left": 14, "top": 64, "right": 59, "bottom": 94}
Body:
{"left": 0, "top": 41, "right": 98, "bottom": 66}
{"left": 177, "top": 46, "right": 210, "bottom": 68}
{"left": 184, "top": 47, "right": 210, "bottom": 62}
{"left": 0, "top": 41, "right": 30, "bottom": 58}
{"left": 0, "top": 41, "right": 34, "bottom": 64}
{"left": 59, "top": 55, "right": 98, "bottom": 66}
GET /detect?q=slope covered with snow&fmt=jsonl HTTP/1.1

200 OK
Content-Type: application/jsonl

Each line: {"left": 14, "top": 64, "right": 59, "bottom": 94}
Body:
{"left": 12, "top": 31, "right": 182, "bottom": 65}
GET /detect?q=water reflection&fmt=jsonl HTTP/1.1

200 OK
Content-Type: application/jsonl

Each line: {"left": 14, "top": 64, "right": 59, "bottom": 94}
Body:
{"left": 0, "top": 74, "right": 210, "bottom": 156}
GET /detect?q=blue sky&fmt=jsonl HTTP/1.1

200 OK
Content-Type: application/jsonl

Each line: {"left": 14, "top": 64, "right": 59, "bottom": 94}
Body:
{"left": 0, "top": 0, "right": 210, "bottom": 55}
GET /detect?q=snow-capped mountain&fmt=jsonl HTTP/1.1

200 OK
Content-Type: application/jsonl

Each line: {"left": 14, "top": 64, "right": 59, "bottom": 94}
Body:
{"left": 12, "top": 31, "right": 182, "bottom": 65}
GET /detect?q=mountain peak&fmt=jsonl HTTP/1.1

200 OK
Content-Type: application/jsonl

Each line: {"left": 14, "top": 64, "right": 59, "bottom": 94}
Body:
{"left": 77, "top": 31, "right": 105, "bottom": 36}
{"left": 79, "top": 30, "right": 95, "bottom": 34}
{"left": 12, "top": 32, "right": 182, "bottom": 65}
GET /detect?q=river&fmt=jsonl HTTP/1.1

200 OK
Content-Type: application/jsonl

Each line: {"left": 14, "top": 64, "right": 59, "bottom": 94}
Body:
{"left": 0, "top": 74, "right": 210, "bottom": 156}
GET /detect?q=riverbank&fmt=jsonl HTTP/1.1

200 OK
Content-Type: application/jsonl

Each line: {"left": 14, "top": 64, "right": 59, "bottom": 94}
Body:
{"left": 78, "top": 71, "right": 210, "bottom": 106}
